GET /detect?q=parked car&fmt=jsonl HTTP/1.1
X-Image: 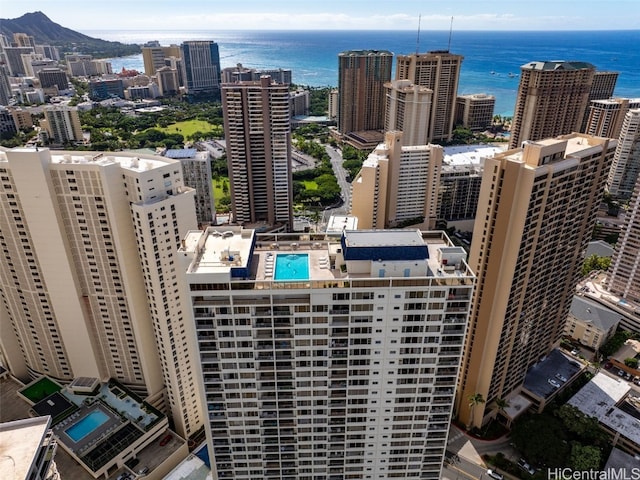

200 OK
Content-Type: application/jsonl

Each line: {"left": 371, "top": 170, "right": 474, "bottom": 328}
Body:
{"left": 604, "top": 362, "right": 612, "bottom": 369}
{"left": 548, "top": 378, "right": 561, "bottom": 388}
{"left": 486, "top": 469, "right": 504, "bottom": 480}
{"left": 570, "top": 348, "right": 579, "bottom": 355}
{"left": 518, "top": 458, "right": 536, "bottom": 475}
{"left": 617, "top": 369, "right": 625, "bottom": 377}
{"left": 160, "top": 434, "right": 173, "bottom": 446}
{"left": 555, "top": 373, "right": 567, "bottom": 382}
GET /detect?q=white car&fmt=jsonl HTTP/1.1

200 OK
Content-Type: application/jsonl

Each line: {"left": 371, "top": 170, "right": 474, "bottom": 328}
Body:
{"left": 548, "top": 378, "right": 561, "bottom": 388}
{"left": 486, "top": 469, "right": 504, "bottom": 480}
{"left": 555, "top": 373, "right": 567, "bottom": 382}
{"left": 518, "top": 458, "right": 536, "bottom": 475}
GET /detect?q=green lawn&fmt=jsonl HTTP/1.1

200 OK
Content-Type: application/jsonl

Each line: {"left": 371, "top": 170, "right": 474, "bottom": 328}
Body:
{"left": 213, "top": 177, "right": 231, "bottom": 210}
{"left": 157, "top": 120, "right": 219, "bottom": 138}
{"left": 20, "top": 377, "right": 61, "bottom": 403}
{"left": 302, "top": 180, "right": 318, "bottom": 190}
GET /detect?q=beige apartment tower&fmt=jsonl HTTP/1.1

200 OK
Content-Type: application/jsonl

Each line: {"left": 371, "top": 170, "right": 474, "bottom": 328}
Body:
{"left": 580, "top": 71, "right": 619, "bottom": 132}
{"left": 0, "top": 148, "right": 204, "bottom": 439}
{"left": 455, "top": 94, "right": 495, "bottom": 132}
{"left": 384, "top": 79, "right": 433, "bottom": 146}
{"left": 351, "top": 131, "right": 442, "bottom": 229}
{"left": 222, "top": 75, "right": 293, "bottom": 228}
{"left": 338, "top": 50, "right": 393, "bottom": 135}
{"left": 142, "top": 43, "right": 181, "bottom": 76}
{"left": 456, "top": 134, "right": 616, "bottom": 428}
{"left": 585, "top": 98, "right": 640, "bottom": 140}
{"left": 395, "top": 51, "right": 463, "bottom": 142}
{"left": 608, "top": 174, "right": 640, "bottom": 303}
{"left": 509, "top": 61, "right": 595, "bottom": 149}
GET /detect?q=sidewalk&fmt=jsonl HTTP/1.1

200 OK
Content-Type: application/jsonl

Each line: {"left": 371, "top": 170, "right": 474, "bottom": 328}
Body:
{"left": 447, "top": 422, "right": 520, "bottom": 465}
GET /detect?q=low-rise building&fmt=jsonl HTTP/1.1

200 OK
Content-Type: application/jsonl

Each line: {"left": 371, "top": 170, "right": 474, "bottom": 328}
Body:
{"left": 564, "top": 296, "right": 620, "bottom": 350}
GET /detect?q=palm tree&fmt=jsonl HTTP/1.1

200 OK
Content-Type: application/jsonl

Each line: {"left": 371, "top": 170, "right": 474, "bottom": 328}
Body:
{"left": 493, "top": 397, "right": 510, "bottom": 427}
{"left": 467, "top": 393, "right": 486, "bottom": 429}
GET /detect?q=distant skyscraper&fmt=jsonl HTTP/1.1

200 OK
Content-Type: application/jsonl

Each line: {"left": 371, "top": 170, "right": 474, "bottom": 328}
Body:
{"left": 156, "top": 66, "right": 181, "bottom": 96}
{"left": 181, "top": 41, "right": 221, "bottom": 98}
{"left": 351, "top": 131, "right": 442, "bottom": 229}
{"left": 41, "top": 105, "right": 83, "bottom": 144}
{"left": 455, "top": 94, "right": 495, "bottom": 132}
{"left": 395, "top": 51, "right": 463, "bottom": 142}
{"left": 37, "top": 67, "right": 69, "bottom": 91}
{"left": 608, "top": 174, "right": 640, "bottom": 303}
{"left": 179, "top": 226, "right": 474, "bottom": 480}
{"left": 581, "top": 71, "right": 619, "bottom": 132}
{"left": 337, "top": 50, "right": 393, "bottom": 135}
{"left": 384, "top": 79, "right": 433, "bottom": 146}
{"left": 438, "top": 163, "right": 483, "bottom": 221}
{"left": 509, "top": 60, "right": 595, "bottom": 149}
{"left": 607, "top": 109, "right": 640, "bottom": 199}
{"left": 457, "top": 134, "right": 615, "bottom": 428}
{"left": 222, "top": 75, "right": 293, "bottom": 228}
{"left": 141, "top": 42, "right": 181, "bottom": 76}
{"left": 585, "top": 98, "right": 640, "bottom": 139}
{"left": 0, "top": 148, "right": 204, "bottom": 439}
{"left": 0, "top": 64, "right": 12, "bottom": 106}
{"left": 3, "top": 46, "right": 34, "bottom": 76}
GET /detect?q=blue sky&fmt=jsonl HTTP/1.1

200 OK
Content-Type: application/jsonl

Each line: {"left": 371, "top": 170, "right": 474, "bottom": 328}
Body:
{"left": 2, "top": 0, "right": 639, "bottom": 31}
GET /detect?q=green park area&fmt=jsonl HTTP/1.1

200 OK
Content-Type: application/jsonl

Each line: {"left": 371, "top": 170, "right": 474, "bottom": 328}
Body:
{"left": 302, "top": 180, "right": 318, "bottom": 191}
{"left": 213, "top": 177, "right": 231, "bottom": 212}
{"left": 157, "top": 120, "right": 222, "bottom": 138}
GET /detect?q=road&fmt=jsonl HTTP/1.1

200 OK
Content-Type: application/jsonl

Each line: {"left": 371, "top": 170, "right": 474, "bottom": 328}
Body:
{"left": 321, "top": 145, "right": 351, "bottom": 224}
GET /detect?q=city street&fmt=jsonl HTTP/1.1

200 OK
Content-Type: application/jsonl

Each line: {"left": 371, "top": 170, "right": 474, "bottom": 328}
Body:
{"left": 321, "top": 145, "right": 351, "bottom": 224}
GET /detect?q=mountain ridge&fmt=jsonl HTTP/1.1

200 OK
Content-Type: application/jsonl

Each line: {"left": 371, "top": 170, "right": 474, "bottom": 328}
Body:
{"left": 0, "top": 11, "right": 141, "bottom": 58}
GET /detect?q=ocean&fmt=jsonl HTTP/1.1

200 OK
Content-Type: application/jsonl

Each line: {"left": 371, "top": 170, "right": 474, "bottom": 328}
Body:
{"left": 85, "top": 29, "right": 640, "bottom": 117}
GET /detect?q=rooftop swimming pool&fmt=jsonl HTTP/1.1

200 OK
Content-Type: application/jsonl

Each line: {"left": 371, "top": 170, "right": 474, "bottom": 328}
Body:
{"left": 275, "top": 254, "right": 309, "bottom": 281}
{"left": 65, "top": 409, "right": 109, "bottom": 443}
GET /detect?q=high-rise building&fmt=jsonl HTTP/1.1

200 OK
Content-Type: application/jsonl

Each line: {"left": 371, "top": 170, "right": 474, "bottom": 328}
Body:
{"left": 328, "top": 89, "right": 338, "bottom": 120}
{"left": 155, "top": 66, "right": 181, "bottom": 96}
{"left": 181, "top": 41, "right": 221, "bottom": 97}
{"left": 13, "top": 32, "right": 36, "bottom": 48}
{"left": 608, "top": 174, "right": 640, "bottom": 303}
{"left": 438, "top": 164, "right": 483, "bottom": 221}
{"left": 455, "top": 94, "right": 495, "bottom": 132}
{"left": 37, "top": 68, "right": 69, "bottom": 91}
{"left": 41, "top": 105, "right": 83, "bottom": 144}
{"left": 607, "top": 109, "right": 640, "bottom": 199}
{"left": 585, "top": 98, "right": 640, "bottom": 140}
{"left": 3, "top": 46, "right": 34, "bottom": 76}
{"left": 0, "top": 106, "right": 17, "bottom": 137}
{"left": 141, "top": 42, "right": 181, "bottom": 76}
{"left": 351, "top": 131, "right": 442, "bottom": 229}
{"left": 395, "top": 51, "right": 463, "bottom": 142}
{"left": 222, "top": 75, "right": 292, "bottom": 228}
{"left": 0, "top": 148, "right": 204, "bottom": 439}
{"left": 179, "top": 226, "right": 475, "bottom": 480}
{"left": 509, "top": 61, "right": 595, "bottom": 149}
{"left": 221, "top": 64, "right": 293, "bottom": 85}
{"left": 580, "top": 71, "right": 619, "bottom": 132}
{"left": 337, "top": 50, "right": 393, "bottom": 135}
{"left": 384, "top": 79, "right": 433, "bottom": 146}
{"left": 0, "top": 64, "right": 12, "bottom": 106}
{"left": 88, "top": 78, "right": 125, "bottom": 100}
{"left": 456, "top": 133, "right": 615, "bottom": 428}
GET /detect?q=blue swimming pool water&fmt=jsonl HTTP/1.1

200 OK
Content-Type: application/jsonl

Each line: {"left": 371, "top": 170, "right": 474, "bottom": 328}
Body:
{"left": 65, "top": 410, "right": 109, "bottom": 442}
{"left": 275, "top": 254, "right": 309, "bottom": 281}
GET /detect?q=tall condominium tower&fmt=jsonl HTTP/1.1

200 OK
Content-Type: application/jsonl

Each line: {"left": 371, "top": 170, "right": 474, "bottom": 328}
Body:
{"left": 351, "top": 131, "right": 442, "bottom": 229}
{"left": 384, "top": 79, "right": 433, "bottom": 146}
{"left": 181, "top": 40, "right": 221, "bottom": 97}
{"left": 456, "top": 134, "right": 615, "bottom": 428}
{"left": 41, "top": 105, "right": 83, "bottom": 144}
{"left": 580, "top": 71, "right": 619, "bottom": 132}
{"left": 337, "top": 50, "right": 393, "bottom": 135}
{"left": 395, "top": 51, "right": 463, "bottom": 142}
{"left": 179, "top": 226, "right": 475, "bottom": 480}
{"left": 607, "top": 109, "right": 640, "bottom": 199}
{"left": 141, "top": 42, "right": 181, "bottom": 76}
{"left": 222, "top": 75, "right": 293, "bottom": 228}
{"left": 608, "top": 175, "right": 640, "bottom": 303}
{"left": 585, "top": 98, "right": 640, "bottom": 140}
{"left": 0, "top": 148, "right": 204, "bottom": 439}
{"left": 509, "top": 61, "right": 595, "bottom": 149}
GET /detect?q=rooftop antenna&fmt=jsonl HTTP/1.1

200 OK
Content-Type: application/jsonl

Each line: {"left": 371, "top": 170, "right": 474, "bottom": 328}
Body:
{"left": 416, "top": 14, "right": 421, "bottom": 55}
{"left": 447, "top": 16, "right": 454, "bottom": 52}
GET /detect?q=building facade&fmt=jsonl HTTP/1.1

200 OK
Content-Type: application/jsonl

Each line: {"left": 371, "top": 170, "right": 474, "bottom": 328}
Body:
{"left": 437, "top": 164, "right": 483, "bottom": 221}
{"left": 509, "top": 61, "right": 595, "bottom": 149}
{"left": 181, "top": 41, "right": 221, "bottom": 98}
{"left": 351, "top": 131, "right": 442, "bottom": 229}
{"left": 580, "top": 71, "right": 619, "bottom": 132}
{"left": 585, "top": 98, "right": 640, "bottom": 140}
{"left": 456, "top": 134, "right": 616, "bottom": 427}
{"left": 41, "top": 105, "right": 83, "bottom": 144}
{"left": 395, "top": 51, "right": 463, "bottom": 142}
{"left": 222, "top": 75, "right": 293, "bottom": 228}
{"left": 608, "top": 171, "right": 640, "bottom": 303}
{"left": 179, "top": 227, "right": 474, "bottom": 480}
{"left": 337, "top": 50, "right": 393, "bottom": 135}
{"left": 607, "top": 109, "right": 640, "bottom": 199}
{"left": 0, "top": 148, "right": 204, "bottom": 439}
{"left": 141, "top": 42, "right": 181, "bottom": 76}
{"left": 384, "top": 79, "right": 433, "bottom": 146}
{"left": 455, "top": 94, "right": 495, "bottom": 132}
